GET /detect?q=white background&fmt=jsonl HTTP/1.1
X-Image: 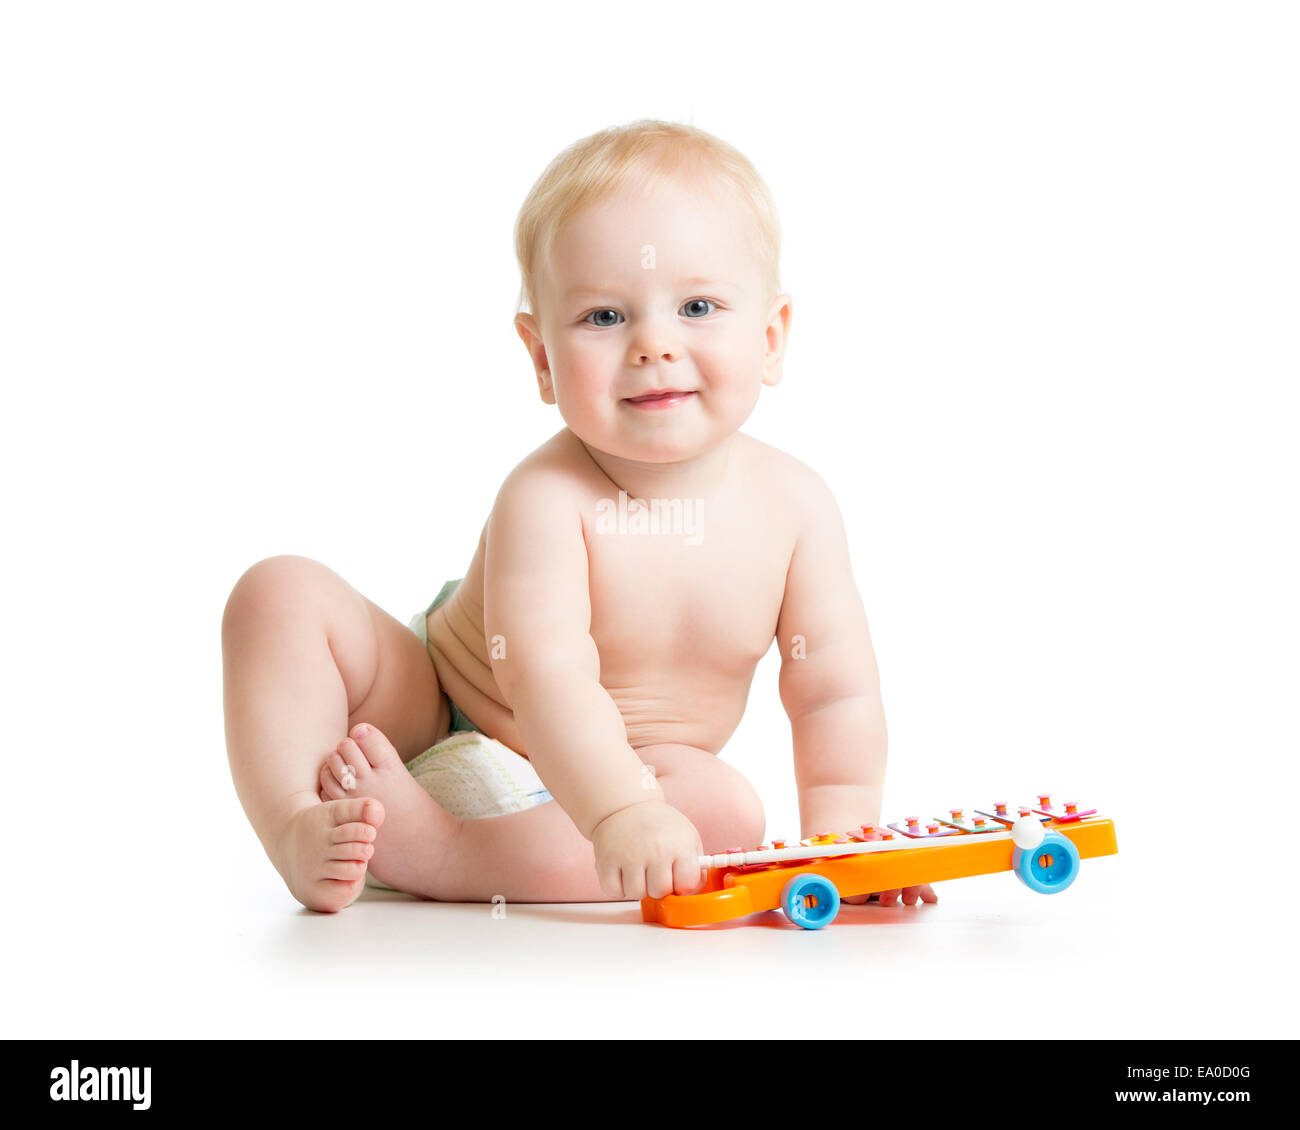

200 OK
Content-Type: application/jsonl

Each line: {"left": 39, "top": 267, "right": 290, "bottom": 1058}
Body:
{"left": 3, "top": 1, "right": 1296, "bottom": 1039}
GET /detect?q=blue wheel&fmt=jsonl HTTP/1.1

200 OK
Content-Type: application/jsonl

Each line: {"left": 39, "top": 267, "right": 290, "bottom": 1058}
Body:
{"left": 781, "top": 873, "right": 841, "bottom": 929}
{"left": 1012, "top": 831, "right": 1081, "bottom": 894}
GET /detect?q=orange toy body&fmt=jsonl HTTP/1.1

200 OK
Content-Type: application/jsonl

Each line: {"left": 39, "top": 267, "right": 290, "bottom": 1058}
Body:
{"left": 641, "top": 801, "right": 1118, "bottom": 929}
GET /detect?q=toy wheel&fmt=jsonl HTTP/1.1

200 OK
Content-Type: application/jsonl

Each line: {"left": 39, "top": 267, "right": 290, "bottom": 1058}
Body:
{"left": 781, "top": 873, "right": 841, "bottom": 929}
{"left": 1012, "top": 831, "right": 1081, "bottom": 894}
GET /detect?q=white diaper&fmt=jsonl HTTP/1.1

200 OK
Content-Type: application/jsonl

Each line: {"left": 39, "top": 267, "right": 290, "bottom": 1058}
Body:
{"left": 363, "top": 729, "right": 553, "bottom": 891}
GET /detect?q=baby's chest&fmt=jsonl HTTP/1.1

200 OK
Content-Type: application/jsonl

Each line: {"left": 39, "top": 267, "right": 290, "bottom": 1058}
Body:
{"left": 584, "top": 514, "right": 790, "bottom": 670}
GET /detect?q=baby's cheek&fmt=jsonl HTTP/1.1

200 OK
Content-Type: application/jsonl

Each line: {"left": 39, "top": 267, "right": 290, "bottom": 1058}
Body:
{"left": 552, "top": 356, "right": 607, "bottom": 404}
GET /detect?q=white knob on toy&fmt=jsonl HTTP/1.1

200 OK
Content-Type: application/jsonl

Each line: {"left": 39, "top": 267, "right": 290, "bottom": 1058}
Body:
{"left": 1011, "top": 816, "right": 1045, "bottom": 850}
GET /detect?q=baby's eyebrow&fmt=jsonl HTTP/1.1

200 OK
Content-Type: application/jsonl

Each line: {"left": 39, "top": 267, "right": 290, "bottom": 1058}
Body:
{"left": 563, "top": 277, "right": 736, "bottom": 299}
{"left": 678, "top": 276, "right": 737, "bottom": 291}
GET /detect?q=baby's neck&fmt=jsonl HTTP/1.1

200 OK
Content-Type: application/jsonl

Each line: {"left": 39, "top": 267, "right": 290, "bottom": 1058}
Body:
{"left": 577, "top": 432, "right": 736, "bottom": 502}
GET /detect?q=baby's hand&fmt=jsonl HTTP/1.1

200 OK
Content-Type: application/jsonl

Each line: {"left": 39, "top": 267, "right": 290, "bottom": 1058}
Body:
{"left": 843, "top": 884, "right": 938, "bottom": 907}
{"left": 591, "top": 800, "right": 705, "bottom": 900}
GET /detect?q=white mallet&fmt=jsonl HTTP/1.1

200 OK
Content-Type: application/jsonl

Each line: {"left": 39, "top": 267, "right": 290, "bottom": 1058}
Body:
{"left": 1011, "top": 815, "right": 1046, "bottom": 850}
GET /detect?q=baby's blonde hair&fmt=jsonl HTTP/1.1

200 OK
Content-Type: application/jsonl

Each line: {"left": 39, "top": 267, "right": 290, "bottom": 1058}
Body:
{"left": 513, "top": 118, "right": 782, "bottom": 321}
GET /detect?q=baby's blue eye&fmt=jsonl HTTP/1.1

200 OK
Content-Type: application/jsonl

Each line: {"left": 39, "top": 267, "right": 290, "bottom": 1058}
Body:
{"left": 584, "top": 300, "right": 717, "bottom": 327}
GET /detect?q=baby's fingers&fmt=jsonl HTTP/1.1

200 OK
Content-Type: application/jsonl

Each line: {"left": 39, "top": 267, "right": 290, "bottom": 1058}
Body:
{"left": 672, "top": 852, "right": 704, "bottom": 895}
{"left": 646, "top": 857, "right": 676, "bottom": 900}
{"left": 620, "top": 865, "right": 648, "bottom": 901}
{"left": 596, "top": 857, "right": 624, "bottom": 900}
{"left": 871, "top": 885, "right": 938, "bottom": 906}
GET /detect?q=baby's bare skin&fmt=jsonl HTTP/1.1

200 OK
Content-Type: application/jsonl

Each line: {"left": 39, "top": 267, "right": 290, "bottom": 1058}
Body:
{"left": 232, "top": 168, "right": 936, "bottom": 910}
{"left": 317, "top": 428, "right": 830, "bottom": 902}
{"left": 426, "top": 428, "right": 795, "bottom": 762}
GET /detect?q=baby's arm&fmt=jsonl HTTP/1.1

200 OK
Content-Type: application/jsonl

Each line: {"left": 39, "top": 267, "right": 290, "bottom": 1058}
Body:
{"left": 775, "top": 468, "right": 935, "bottom": 905}
{"left": 483, "top": 465, "right": 703, "bottom": 899}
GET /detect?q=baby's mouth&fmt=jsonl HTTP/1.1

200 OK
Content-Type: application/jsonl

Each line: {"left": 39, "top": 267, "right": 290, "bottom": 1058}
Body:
{"left": 622, "top": 389, "right": 696, "bottom": 408}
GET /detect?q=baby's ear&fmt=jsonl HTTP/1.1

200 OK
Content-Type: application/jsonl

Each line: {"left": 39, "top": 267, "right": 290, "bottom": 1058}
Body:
{"left": 514, "top": 314, "right": 555, "bottom": 404}
{"left": 762, "top": 293, "right": 793, "bottom": 387}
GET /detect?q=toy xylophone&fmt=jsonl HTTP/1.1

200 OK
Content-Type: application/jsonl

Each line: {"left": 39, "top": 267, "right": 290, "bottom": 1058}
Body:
{"left": 641, "top": 795, "right": 1118, "bottom": 929}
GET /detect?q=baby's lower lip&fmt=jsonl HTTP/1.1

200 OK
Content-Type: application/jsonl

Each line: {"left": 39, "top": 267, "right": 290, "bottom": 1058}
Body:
{"left": 622, "top": 391, "right": 696, "bottom": 409}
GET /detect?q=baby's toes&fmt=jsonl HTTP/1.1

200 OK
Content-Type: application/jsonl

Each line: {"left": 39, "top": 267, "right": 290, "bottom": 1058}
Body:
{"left": 328, "top": 796, "right": 385, "bottom": 834}
{"left": 328, "top": 749, "right": 360, "bottom": 790}
{"left": 326, "top": 838, "right": 375, "bottom": 875}
{"left": 328, "top": 820, "right": 377, "bottom": 871}
{"left": 348, "top": 722, "right": 406, "bottom": 772}
{"left": 319, "top": 757, "right": 354, "bottom": 801}
{"left": 322, "top": 858, "right": 369, "bottom": 882}
{"left": 322, "top": 800, "right": 382, "bottom": 878}
{"left": 331, "top": 820, "right": 378, "bottom": 850}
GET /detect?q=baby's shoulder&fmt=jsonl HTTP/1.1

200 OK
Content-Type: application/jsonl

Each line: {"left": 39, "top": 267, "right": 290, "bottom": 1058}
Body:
{"left": 490, "top": 429, "right": 593, "bottom": 515}
{"left": 733, "top": 434, "right": 849, "bottom": 556}
{"left": 735, "top": 433, "right": 837, "bottom": 507}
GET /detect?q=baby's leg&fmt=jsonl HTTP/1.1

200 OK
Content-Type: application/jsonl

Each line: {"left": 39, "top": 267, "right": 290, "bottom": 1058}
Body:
{"left": 319, "top": 733, "right": 764, "bottom": 902}
{"left": 222, "top": 555, "right": 450, "bottom": 912}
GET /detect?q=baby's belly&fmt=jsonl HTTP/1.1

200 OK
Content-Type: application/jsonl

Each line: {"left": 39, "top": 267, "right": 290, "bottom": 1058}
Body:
{"left": 425, "top": 606, "right": 754, "bottom": 756}
{"left": 601, "top": 679, "right": 752, "bottom": 753}
{"left": 424, "top": 604, "right": 525, "bottom": 753}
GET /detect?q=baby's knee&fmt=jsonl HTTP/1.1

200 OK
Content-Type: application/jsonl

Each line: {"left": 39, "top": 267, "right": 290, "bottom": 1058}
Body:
{"left": 222, "top": 555, "right": 330, "bottom": 634}
{"left": 694, "top": 763, "right": 766, "bottom": 851}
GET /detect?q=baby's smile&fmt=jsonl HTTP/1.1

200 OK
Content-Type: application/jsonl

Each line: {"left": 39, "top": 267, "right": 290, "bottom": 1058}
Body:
{"left": 621, "top": 388, "right": 697, "bottom": 409}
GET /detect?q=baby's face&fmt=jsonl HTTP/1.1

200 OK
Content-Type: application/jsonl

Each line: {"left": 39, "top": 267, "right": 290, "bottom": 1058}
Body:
{"left": 518, "top": 177, "right": 788, "bottom": 464}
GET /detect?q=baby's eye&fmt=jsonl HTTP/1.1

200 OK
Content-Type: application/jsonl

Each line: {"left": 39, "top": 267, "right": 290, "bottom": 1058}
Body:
{"left": 585, "top": 309, "right": 623, "bottom": 327}
{"left": 680, "top": 298, "right": 716, "bottom": 318}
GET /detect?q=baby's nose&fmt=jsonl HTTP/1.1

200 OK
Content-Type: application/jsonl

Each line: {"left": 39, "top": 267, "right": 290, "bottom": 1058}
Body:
{"left": 629, "top": 319, "right": 680, "bottom": 364}
{"left": 637, "top": 347, "right": 677, "bottom": 363}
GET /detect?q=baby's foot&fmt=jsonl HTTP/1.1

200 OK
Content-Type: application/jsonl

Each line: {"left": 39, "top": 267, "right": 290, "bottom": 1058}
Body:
{"left": 276, "top": 796, "right": 385, "bottom": 913}
{"left": 318, "top": 723, "right": 462, "bottom": 897}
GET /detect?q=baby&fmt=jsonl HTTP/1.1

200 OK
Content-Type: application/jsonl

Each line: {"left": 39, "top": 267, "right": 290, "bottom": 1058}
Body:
{"left": 222, "top": 119, "right": 937, "bottom": 913}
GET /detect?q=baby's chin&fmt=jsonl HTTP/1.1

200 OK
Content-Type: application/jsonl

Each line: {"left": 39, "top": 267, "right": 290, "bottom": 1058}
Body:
{"left": 578, "top": 428, "right": 723, "bottom": 467}
{"left": 557, "top": 397, "right": 747, "bottom": 466}
{"left": 600, "top": 416, "right": 732, "bottom": 459}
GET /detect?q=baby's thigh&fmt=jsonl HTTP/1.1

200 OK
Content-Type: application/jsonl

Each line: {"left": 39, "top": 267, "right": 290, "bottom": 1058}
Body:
{"left": 343, "top": 593, "right": 450, "bottom": 761}
{"left": 635, "top": 744, "right": 765, "bottom": 850}
{"left": 234, "top": 555, "right": 448, "bottom": 760}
